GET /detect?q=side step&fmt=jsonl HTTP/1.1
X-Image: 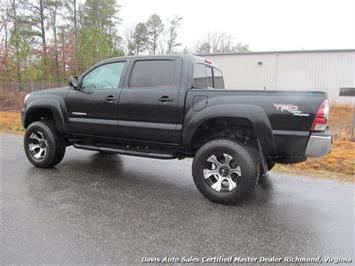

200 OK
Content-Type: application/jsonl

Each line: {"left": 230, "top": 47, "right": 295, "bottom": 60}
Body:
{"left": 73, "top": 144, "right": 177, "bottom": 160}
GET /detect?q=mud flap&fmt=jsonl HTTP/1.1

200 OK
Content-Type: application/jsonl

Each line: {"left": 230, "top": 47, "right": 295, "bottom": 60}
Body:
{"left": 257, "top": 139, "right": 269, "bottom": 176}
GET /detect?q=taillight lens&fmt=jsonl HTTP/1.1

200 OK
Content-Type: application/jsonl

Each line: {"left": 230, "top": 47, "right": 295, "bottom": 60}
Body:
{"left": 311, "top": 99, "right": 329, "bottom": 131}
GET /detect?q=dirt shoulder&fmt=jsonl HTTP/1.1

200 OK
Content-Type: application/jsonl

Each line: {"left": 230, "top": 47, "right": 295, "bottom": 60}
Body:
{"left": 273, "top": 140, "right": 355, "bottom": 182}
{"left": 0, "top": 111, "right": 24, "bottom": 133}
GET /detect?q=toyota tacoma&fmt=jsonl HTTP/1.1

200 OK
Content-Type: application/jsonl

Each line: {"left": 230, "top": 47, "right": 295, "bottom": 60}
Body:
{"left": 22, "top": 55, "right": 332, "bottom": 204}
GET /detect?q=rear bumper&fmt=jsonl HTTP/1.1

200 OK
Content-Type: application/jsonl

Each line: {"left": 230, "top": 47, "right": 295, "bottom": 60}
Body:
{"left": 305, "top": 132, "right": 332, "bottom": 157}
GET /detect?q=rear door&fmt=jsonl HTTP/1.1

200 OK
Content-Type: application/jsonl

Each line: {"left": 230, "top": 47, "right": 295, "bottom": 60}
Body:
{"left": 117, "top": 58, "right": 182, "bottom": 143}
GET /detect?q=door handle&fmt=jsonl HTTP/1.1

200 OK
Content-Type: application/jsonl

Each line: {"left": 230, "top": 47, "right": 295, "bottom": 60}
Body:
{"left": 158, "top": 96, "right": 174, "bottom": 103}
{"left": 105, "top": 95, "right": 117, "bottom": 102}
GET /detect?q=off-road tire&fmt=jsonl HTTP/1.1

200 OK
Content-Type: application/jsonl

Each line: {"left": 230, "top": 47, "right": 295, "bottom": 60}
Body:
{"left": 24, "top": 121, "right": 66, "bottom": 168}
{"left": 192, "top": 139, "right": 259, "bottom": 204}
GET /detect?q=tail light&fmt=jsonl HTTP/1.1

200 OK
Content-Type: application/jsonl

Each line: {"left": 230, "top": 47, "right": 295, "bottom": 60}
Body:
{"left": 311, "top": 99, "right": 329, "bottom": 131}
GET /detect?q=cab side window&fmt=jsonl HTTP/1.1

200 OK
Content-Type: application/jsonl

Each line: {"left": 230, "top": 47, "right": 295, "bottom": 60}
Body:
{"left": 129, "top": 60, "right": 178, "bottom": 88}
{"left": 81, "top": 62, "right": 126, "bottom": 90}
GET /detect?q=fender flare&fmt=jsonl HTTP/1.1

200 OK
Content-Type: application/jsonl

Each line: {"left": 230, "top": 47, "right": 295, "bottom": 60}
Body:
{"left": 182, "top": 104, "right": 275, "bottom": 155}
{"left": 24, "top": 98, "right": 67, "bottom": 133}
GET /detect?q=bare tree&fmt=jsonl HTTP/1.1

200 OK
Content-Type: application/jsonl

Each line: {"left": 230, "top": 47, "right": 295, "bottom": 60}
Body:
{"left": 0, "top": 5, "right": 10, "bottom": 77}
{"left": 8, "top": 0, "right": 20, "bottom": 89}
{"left": 25, "top": 0, "right": 48, "bottom": 54}
{"left": 65, "top": 0, "right": 78, "bottom": 49}
{"left": 195, "top": 32, "right": 250, "bottom": 54}
{"left": 48, "top": 0, "right": 63, "bottom": 84}
{"left": 166, "top": 15, "right": 182, "bottom": 54}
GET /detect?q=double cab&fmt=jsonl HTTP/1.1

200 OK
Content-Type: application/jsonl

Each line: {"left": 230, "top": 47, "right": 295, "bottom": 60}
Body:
{"left": 22, "top": 55, "right": 332, "bottom": 204}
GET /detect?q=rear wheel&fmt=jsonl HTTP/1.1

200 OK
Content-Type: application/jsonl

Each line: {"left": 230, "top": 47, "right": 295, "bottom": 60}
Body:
{"left": 24, "top": 121, "right": 66, "bottom": 168}
{"left": 192, "top": 139, "right": 258, "bottom": 204}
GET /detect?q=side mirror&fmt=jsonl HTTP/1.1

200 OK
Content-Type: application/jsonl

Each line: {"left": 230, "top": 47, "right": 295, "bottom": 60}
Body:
{"left": 68, "top": 76, "right": 78, "bottom": 89}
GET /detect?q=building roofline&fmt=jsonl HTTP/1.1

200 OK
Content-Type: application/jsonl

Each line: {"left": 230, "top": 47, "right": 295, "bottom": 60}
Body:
{"left": 196, "top": 49, "right": 355, "bottom": 57}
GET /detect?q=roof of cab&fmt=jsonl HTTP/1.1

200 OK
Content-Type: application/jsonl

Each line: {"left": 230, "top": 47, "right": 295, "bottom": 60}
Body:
{"left": 99, "top": 54, "right": 207, "bottom": 64}
{"left": 94, "top": 54, "right": 220, "bottom": 70}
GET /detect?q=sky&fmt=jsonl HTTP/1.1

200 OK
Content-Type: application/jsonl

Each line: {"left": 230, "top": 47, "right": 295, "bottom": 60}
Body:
{"left": 118, "top": 0, "right": 355, "bottom": 51}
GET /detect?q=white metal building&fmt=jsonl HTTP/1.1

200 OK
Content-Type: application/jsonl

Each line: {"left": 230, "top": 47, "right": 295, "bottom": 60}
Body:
{"left": 203, "top": 49, "right": 355, "bottom": 104}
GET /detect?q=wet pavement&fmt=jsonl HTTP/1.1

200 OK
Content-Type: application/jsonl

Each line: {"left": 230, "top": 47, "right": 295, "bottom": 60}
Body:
{"left": 0, "top": 133, "right": 354, "bottom": 264}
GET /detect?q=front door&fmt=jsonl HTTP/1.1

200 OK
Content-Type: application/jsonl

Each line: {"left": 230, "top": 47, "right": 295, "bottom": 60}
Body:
{"left": 117, "top": 58, "right": 182, "bottom": 143}
{"left": 66, "top": 61, "right": 127, "bottom": 137}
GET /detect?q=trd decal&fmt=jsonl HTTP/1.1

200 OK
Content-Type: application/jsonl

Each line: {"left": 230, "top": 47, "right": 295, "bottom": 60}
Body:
{"left": 273, "top": 104, "right": 310, "bottom": 117}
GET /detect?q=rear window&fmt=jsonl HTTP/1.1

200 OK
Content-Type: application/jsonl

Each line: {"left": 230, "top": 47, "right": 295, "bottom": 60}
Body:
{"left": 193, "top": 63, "right": 213, "bottom": 88}
{"left": 206, "top": 67, "right": 213, "bottom": 88}
{"left": 214, "top": 68, "right": 225, "bottom": 89}
{"left": 129, "top": 60, "right": 178, "bottom": 88}
{"left": 193, "top": 64, "right": 207, "bottom": 88}
{"left": 193, "top": 63, "right": 224, "bottom": 89}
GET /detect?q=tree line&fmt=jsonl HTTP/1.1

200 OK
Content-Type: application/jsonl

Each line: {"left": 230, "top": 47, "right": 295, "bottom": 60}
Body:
{"left": 0, "top": 0, "right": 249, "bottom": 91}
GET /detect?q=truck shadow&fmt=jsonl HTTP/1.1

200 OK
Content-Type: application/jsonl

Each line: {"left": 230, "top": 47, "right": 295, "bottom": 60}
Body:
{"left": 24, "top": 152, "right": 274, "bottom": 207}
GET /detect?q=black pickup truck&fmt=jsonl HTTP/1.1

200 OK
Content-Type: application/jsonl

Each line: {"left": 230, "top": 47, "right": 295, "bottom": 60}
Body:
{"left": 22, "top": 55, "right": 331, "bottom": 204}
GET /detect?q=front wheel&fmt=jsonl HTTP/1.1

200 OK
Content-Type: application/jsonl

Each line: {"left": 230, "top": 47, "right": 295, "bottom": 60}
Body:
{"left": 24, "top": 121, "right": 66, "bottom": 168}
{"left": 192, "top": 139, "right": 258, "bottom": 204}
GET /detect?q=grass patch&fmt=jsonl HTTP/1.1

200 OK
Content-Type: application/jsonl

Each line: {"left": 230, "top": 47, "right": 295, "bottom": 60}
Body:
{"left": 0, "top": 111, "right": 24, "bottom": 133}
{"left": 274, "top": 139, "right": 355, "bottom": 182}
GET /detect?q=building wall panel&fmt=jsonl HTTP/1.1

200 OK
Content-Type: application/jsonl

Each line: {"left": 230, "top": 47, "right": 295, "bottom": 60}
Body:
{"left": 205, "top": 50, "right": 355, "bottom": 104}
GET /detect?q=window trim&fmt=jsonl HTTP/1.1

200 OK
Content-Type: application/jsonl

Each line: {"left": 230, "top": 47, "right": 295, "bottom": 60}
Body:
{"left": 128, "top": 59, "right": 179, "bottom": 89}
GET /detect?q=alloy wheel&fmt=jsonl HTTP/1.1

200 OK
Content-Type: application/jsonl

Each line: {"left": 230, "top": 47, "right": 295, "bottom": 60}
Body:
{"left": 28, "top": 131, "right": 48, "bottom": 160}
{"left": 203, "top": 153, "right": 241, "bottom": 192}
